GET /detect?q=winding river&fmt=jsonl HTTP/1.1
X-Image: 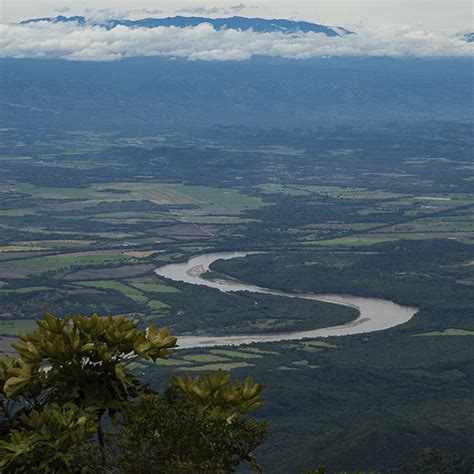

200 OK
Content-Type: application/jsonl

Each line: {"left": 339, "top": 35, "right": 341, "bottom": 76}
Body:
{"left": 155, "top": 252, "right": 418, "bottom": 349}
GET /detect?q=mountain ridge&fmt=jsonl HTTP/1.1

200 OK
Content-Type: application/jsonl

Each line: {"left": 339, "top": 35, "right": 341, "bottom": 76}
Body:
{"left": 19, "top": 15, "right": 351, "bottom": 36}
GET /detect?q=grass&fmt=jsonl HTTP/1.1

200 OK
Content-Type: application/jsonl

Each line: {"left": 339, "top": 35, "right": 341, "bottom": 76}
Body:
{"left": 13, "top": 252, "right": 128, "bottom": 268}
{"left": 130, "top": 283, "right": 180, "bottom": 293}
{"left": 311, "top": 236, "right": 396, "bottom": 247}
{"left": 182, "top": 354, "right": 231, "bottom": 363}
{"left": 296, "top": 341, "right": 338, "bottom": 352}
{"left": 91, "top": 212, "right": 170, "bottom": 220}
{"left": 123, "top": 250, "right": 163, "bottom": 258}
{"left": 147, "top": 300, "right": 170, "bottom": 311}
{"left": 17, "top": 240, "right": 96, "bottom": 248}
{"left": 0, "top": 253, "right": 32, "bottom": 262}
{"left": 388, "top": 233, "right": 435, "bottom": 241}
{"left": 181, "top": 216, "right": 258, "bottom": 224}
{"left": 242, "top": 347, "right": 280, "bottom": 355}
{"left": 292, "top": 360, "right": 320, "bottom": 369}
{"left": 173, "top": 185, "right": 263, "bottom": 211}
{"left": 179, "top": 362, "right": 255, "bottom": 371}
{"left": 395, "top": 219, "right": 474, "bottom": 233}
{"left": 0, "top": 319, "right": 38, "bottom": 336}
{"left": 308, "top": 233, "right": 434, "bottom": 247}
{"left": 210, "top": 349, "right": 263, "bottom": 359}
{"left": 92, "top": 183, "right": 263, "bottom": 211}
{"left": 302, "top": 340, "right": 337, "bottom": 348}
{"left": 6, "top": 182, "right": 263, "bottom": 215}
{"left": 307, "top": 223, "right": 386, "bottom": 232}
{"left": 0, "top": 245, "right": 47, "bottom": 252}
{"left": 0, "top": 209, "right": 37, "bottom": 217}
{"left": 153, "top": 359, "right": 191, "bottom": 366}
{"left": 259, "top": 184, "right": 402, "bottom": 201}
{"left": 298, "top": 346, "right": 323, "bottom": 352}
{"left": 77, "top": 280, "right": 148, "bottom": 303}
{"left": 0, "top": 286, "right": 52, "bottom": 295}
{"left": 259, "top": 184, "right": 311, "bottom": 196}
{"left": 416, "top": 328, "right": 474, "bottom": 337}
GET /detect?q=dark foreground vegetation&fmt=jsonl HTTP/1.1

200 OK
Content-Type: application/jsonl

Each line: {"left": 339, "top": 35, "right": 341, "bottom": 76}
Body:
{"left": 0, "top": 314, "right": 266, "bottom": 472}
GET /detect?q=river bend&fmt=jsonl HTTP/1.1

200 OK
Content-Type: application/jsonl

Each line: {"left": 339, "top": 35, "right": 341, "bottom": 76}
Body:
{"left": 155, "top": 252, "right": 418, "bottom": 349}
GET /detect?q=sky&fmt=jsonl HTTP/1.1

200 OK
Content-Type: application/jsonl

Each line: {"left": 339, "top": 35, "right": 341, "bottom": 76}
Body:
{"left": 1, "top": 1, "right": 472, "bottom": 61}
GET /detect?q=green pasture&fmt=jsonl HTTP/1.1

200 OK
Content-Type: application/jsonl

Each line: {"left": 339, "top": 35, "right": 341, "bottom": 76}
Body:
{"left": 179, "top": 362, "right": 255, "bottom": 372}
{"left": 292, "top": 360, "right": 320, "bottom": 369}
{"left": 0, "top": 319, "right": 38, "bottom": 336}
{"left": 130, "top": 282, "right": 179, "bottom": 294}
{"left": 153, "top": 359, "right": 191, "bottom": 367}
{"left": 0, "top": 245, "right": 47, "bottom": 252}
{"left": 180, "top": 216, "right": 258, "bottom": 224}
{"left": 259, "top": 184, "right": 402, "bottom": 201}
{"left": 0, "top": 286, "right": 52, "bottom": 294}
{"left": 398, "top": 218, "right": 474, "bottom": 233}
{"left": 311, "top": 236, "right": 395, "bottom": 247}
{"left": 13, "top": 252, "right": 128, "bottom": 268}
{"left": 301, "top": 340, "right": 337, "bottom": 349}
{"left": 182, "top": 354, "right": 231, "bottom": 363}
{"left": 174, "top": 185, "right": 263, "bottom": 211}
{"left": 17, "top": 240, "right": 96, "bottom": 248}
{"left": 91, "top": 183, "right": 263, "bottom": 212}
{"left": 416, "top": 328, "right": 474, "bottom": 337}
{"left": 311, "top": 233, "right": 433, "bottom": 247}
{"left": 243, "top": 347, "right": 280, "bottom": 355}
{"left": 259, "top": 184, "right": 311, "bottom": 196}
{"left": 210, "top": 349, "right": 263, "bottom": 359}
{"left": 91, "top": 211, "right": 172, "bottom": 220}
{"left": 147, "top": 300, "right": 170, "bottom": 311}
{"left": 77, "top": 280, "right": 148, "bottom": 303}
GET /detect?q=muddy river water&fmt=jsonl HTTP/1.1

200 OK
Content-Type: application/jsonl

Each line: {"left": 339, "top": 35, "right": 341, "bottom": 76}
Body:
{"left": 155, "top": 252, "right": 418, "bottom": 349}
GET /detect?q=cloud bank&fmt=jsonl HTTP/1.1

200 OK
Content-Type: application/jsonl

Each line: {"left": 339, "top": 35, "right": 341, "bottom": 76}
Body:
{"left": 176, "top": 4, "right": 250, "bottom": 16}
{"left": 0, "top": 21, "right": 471, "bottom": 61}
{"left": 83, "top": 8, "right": 164, "bottom": 22}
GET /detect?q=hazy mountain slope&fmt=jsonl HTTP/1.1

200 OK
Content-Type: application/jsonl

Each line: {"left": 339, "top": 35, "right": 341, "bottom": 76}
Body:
{"left": 0, "top": 57, "right": 472, "bottom": 130}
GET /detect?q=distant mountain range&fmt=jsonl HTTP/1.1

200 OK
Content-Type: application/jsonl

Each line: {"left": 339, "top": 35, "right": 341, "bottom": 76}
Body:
{"left": 1, "top": 56, "right": 472, "bottom": 131}
{"left": 20, "top": 15, "right": 352, "bottom": 36}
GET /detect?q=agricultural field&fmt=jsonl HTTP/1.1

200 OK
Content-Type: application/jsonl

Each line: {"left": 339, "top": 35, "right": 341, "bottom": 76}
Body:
{"left": 0, "top": 124, "right": 471, "bottom": 292}
{"left": 1, "top": 124, "right": 472, "bottom": 323}
{"left": 0, "top": 123, "right": 473, "bottom": 472}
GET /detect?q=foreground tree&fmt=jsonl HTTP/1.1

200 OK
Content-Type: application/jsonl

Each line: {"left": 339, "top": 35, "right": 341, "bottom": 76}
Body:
{"left": 109, "top": 380, "right": 267, "bottom": 473}
{"left": 0, "top": 313, "right": 266, "bottom": 473}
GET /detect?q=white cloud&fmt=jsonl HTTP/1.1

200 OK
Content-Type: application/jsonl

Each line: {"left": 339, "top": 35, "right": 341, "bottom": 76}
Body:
{"left": 82, "top": 8, "right": 164, "bottom": 22}
{"left": 142, "top": 9, "right": 163, "bottom": 15}
{"left": 176, "top": 4, "right": 251, "bottom": 16}
{"left": 54, "top": 7, "right": 71, "bottom": 14}
{"left": 0, "top": 21, "right": 471, "bottom": 62}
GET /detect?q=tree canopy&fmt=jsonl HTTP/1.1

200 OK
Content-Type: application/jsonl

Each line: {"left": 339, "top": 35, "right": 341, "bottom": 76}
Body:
{"left": 0, "top": 313, "right": 266, "bottom": 473}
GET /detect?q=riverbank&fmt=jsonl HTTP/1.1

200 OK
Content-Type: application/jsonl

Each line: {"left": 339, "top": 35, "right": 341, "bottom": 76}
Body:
{"left": 155, "top": 252, "right": 418, "bottom": 349}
